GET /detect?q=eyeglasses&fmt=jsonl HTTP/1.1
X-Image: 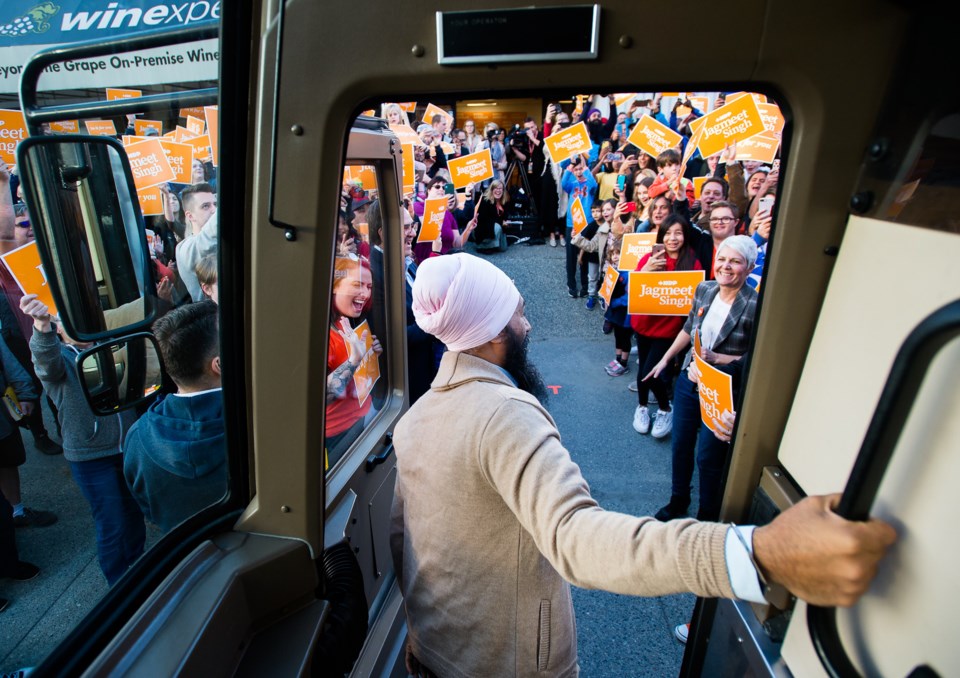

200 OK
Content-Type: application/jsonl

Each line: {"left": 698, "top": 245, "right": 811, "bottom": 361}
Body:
{"left": 710, "top": 216, "right": 736, "bottom": 224}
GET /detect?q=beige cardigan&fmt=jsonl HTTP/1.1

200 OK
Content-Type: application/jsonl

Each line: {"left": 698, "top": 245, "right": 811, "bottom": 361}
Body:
{"left": 390, "top": 352, "right": 734, "bottom": 677}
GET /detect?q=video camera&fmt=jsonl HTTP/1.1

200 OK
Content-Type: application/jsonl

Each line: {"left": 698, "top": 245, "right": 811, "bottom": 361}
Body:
{"left": 505, "top": 124, "right": 528, "bottom": 150}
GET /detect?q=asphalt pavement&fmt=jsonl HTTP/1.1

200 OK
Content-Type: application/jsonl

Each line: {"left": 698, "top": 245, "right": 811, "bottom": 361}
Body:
{"left": 1, "top": 238, "right": 699, "bottom": 676}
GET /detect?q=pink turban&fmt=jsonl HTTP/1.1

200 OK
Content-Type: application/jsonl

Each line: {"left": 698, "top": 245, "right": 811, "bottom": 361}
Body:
{"left": 412, "top": 253, "right": 520, "bottom": 352}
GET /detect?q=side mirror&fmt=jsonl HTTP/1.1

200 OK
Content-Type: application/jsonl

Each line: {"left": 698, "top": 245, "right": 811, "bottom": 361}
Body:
{"left": 15, "top": 135, "right": 158, "bottom": 342}
{"left": 77, "top": 333, "right": 168, "bottom": 415}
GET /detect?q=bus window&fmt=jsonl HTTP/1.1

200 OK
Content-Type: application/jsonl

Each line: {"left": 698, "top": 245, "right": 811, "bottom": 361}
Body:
{"left": 324, "top": 165, "right": 389, "bottom": 473}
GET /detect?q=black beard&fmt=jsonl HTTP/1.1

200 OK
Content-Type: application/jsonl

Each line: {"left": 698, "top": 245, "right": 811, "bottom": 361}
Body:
{"left": 503, "top": 327, "right": 549, "bottom": 405}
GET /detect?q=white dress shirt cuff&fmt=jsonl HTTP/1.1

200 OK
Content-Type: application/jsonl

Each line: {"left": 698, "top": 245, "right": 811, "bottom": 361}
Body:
{"left": 725, "top": 525, "right": 766, "bottom": 603}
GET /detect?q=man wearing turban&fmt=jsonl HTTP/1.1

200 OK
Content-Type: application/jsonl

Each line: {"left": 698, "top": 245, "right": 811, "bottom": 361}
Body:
{"left": 390, "top": 253, "right": 895, "bottom": 678}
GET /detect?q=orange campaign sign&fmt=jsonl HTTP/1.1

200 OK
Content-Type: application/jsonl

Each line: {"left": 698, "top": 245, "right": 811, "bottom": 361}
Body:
{"left": 0, "top": 109, "right": 27, "bottom": 166}
{"left": 627, "top": 270, "right": 705, "bottom": 316}
{"left": 614, "top": 93, "right": 637, "bottom": 107}
{"left": 175, "top": 125, "right": 198, "bottom": 142}
{"left": 569, "top": 197, "right": 588, "bottom": 238}
{"left": 617, "top": 232, "right": 657, "bottom": 271}
{"left": 184, "top": 133, "right": 211, "bottom": 161}
{"left": 106, "top": 88, "right": 141, "bottom": 100}
{"left": 0, "top": 242, "right": 57, "bottom": 316}
{"left": 48, "top": 120, "right": 80, "bottom": 134}
{"left": 137, "top": 185, "right": 164, "bottom": 216}
{"left": 349, "top": 165, "right": 377, "bottom": 192}
{"left": 693, "top": 344, "right": 735, "bottom": 438}
{"left": 598, "top": 265, "right": 619, "bottom": 306}
{"left": 402, "top": 144, "right": 415, "bottom": 193}
{"left": 417, "top": 198, "right": 447, "bottom": 243}
{"left": 691, "top": 95, "right": 766, "bottom": 159}
{"left": 204, "top": 106, "right": 219, "bottom": 166}
{"left": 389, "top": 124, "right": 425, "bottom": 147}
{"left": 158, "top": 139, "right": 193, "bottom": 183}
{"left": 757, "top": 103, "right": 784, "bottom": 136}
{"left": 352, "top": 320, "right": 381, "bottom": 406}
{"left": 185, "top": 115, "right": 205, "bottom": 136}
{"left": 735, "top": 134, "right": 780, "bottom": 163}
{"left": 134, "top": 119, "right": 162, "bottom": 136}
{"left": 84, "top": 120, "right": 117, "bottom": 136}
{"left": 543, "top": 121, "right": 592, "bottom": 163}
{"left": 627, "top": 115, "right": 683, "bottom": 158}
{"left": 398, "top": 102, "right": 417, "bottom": 113}
{"left": 689, "top": 96, "right": 710, "bottom": 114}
{"left": 421, "top": 103, "right": 453, "bottom": 126}
{"left": 447, "top": 148, "right": 494, "bottom": 189}
{"left": 693, "top": 176, "right": 708, "bottom": 199}
{"left": 121, "top": 135, "right": 150, "bottom": 145}
{"left": 179, "top": 106, "right": 205, "bottom": 119}
{"left": 124, "top": 138, "right": 176, "bottom": 191}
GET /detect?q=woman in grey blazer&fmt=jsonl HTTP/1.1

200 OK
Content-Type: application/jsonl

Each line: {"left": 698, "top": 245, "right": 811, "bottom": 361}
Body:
{"left": 645, "top": 235, "right": 759, "bottom": 522}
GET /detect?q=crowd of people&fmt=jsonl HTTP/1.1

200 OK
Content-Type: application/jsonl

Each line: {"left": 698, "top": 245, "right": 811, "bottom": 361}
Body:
{"left": 338, "top": 94, "right": 778, "bottom": 522}
{"left": 0, "top": 137, "right": 227, "bottom": 614}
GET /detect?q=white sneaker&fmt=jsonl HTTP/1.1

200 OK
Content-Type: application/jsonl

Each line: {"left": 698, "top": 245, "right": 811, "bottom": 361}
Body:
{"left": 632, "top": 405, "right": 651, "bottom": 434}
{"left": 652, "top": 409, "right": 673, "bottom": 439}
{"left": 674, "top": 623, "right": 690, "bottom": 644}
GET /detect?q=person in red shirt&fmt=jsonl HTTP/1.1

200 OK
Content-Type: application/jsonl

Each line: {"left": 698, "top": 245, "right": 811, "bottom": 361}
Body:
{"left": 325, "top": 256, "right": 381, "bottom": 468}
{"left": 631, "top": 214, "right": 702, "bottom": 439}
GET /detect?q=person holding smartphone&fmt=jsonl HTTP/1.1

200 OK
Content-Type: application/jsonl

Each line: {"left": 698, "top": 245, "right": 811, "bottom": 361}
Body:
{"left": 630, "top": 214, "right": 703, "bottom": 439}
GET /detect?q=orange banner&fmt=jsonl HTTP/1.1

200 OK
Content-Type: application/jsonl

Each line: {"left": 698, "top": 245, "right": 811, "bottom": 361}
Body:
{"left": 390, "top": 123, "right": 425, "bottom": 148}
{"left": 421, "top": 103, "right": 453, "bottom": 126}
{"left": 158, "top": 139, "right": 193, "bottom": 183}
{"left": 48, "top": 120, "right": 80, "bottom": 134}
{"left": 614, "top": 93, "right": 637, "bottom": 107}
{"left": 174, "top": 125, "right": 197, "bottom": 142}
{"left": 204, "top": 106, "right": 219, "bottom": 166}
{"left": 179, "top": 106, "right": 205, "bottom": 119}
{"left": 598, "top": 265, "right": 619, "bottom": 306}
{"left": 106, "top": 88, "right": 141, "bottom": 100}
{"left": 617, "top": 232, "right": 657, "bottom": 271}
{"left": 346, "top": 164, "right": 377, "bottom": 192}
{"left": 690, "top": 95, "right": 766, "bottom": 159}
{"left": 185, "top": 115, "right": 205, "bottom": 136}
{"left": 137, "top": 185, "right": 164, "bottom": 216}
{"left": 402, "top": 144, "right": 415, "bottom": 193}
{"left": 0, "top": 242, "right": 57, "bottom": 316}
{"left": 84, "top": 120, "right": 117, "bottom": 136}
{"left": 693, "top": 346, "right": 735, "bottom": 438}
{"left": 124, "top": 138, "right": 176, "bottom": 190}
{"left": 134, "top": 119, "right": 162, "bottom": 136}
{"left": 570, "top": 197, "right": 588, "bottom": 238}
{"left": 121, "top": 135, "right": 149, "bottom": 145}
{"left": 627, "top": 115, "right": 683, "bottom": 158}
{"left": 183, "top": 133, "right": 211, "bottom": 161}
{"left": 693, "top": 176, "right": 707, "bottom": 199}
{"left": 627, "top": 270, "right": 705, "bottom": 316}
{"left": 688, "top": 96, "right": 710, "bottom": 114}
{"left": 735, "top": 134, "right": 780, "bottom": 164}
{"left": 418, "top": 198, "right": 447, "bottom": 243}
{"left": 448, "top": 148, "right": 494, "bottom": 189}
{"left": 0, "top": 109, "right": 27, "bottom": 166}
{"left": 544, "top": 121, "right": 592, "bottom": 163}
{"left": 352, "top": 320, "right": 381, "bottom": 406}
{"left": 757, "top": 103, "right": 784, "bottom": 136}
{"left": 398, "top": 102, "right": 417, "bottom": 113}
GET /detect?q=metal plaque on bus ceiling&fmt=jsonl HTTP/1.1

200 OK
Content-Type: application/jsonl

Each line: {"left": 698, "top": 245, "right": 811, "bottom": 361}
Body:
{"left": 436, "top": 6, "right": 600, "bottom": 65}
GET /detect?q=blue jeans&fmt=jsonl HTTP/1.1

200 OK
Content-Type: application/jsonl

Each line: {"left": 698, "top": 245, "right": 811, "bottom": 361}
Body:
{"left": 70, "top": 455, "right": 146, "bottom": 585}
{"left": 670, "top": 372, "right": 731, "bottom": 521}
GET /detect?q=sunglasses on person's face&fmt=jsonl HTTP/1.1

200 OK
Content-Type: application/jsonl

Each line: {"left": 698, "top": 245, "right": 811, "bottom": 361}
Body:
{"left": 15, "top": 219, "right": 30, "bottom": 228}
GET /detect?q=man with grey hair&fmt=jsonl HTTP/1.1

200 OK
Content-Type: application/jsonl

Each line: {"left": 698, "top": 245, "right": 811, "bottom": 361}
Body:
{"left": 391, "top": 252, "right": 896, "bottom": 677}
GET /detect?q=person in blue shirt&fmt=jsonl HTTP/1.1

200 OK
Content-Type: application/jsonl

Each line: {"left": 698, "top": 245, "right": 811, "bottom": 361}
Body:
{"left": 123, "top": 301, "right": 227, "bottom": 535}
{"left": 560, "top": 156, "right": 598, "bottom": 298}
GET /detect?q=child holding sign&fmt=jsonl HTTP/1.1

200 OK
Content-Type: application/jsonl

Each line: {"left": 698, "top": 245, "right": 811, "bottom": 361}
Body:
{"left": 602, "top": 238, "right": 633, "bottom": 377}
{"left": 630, "top": 215, "right": 703, "bottom": 438}
{"left": 571, "top": 201, "right": 612, "bottom": 309}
